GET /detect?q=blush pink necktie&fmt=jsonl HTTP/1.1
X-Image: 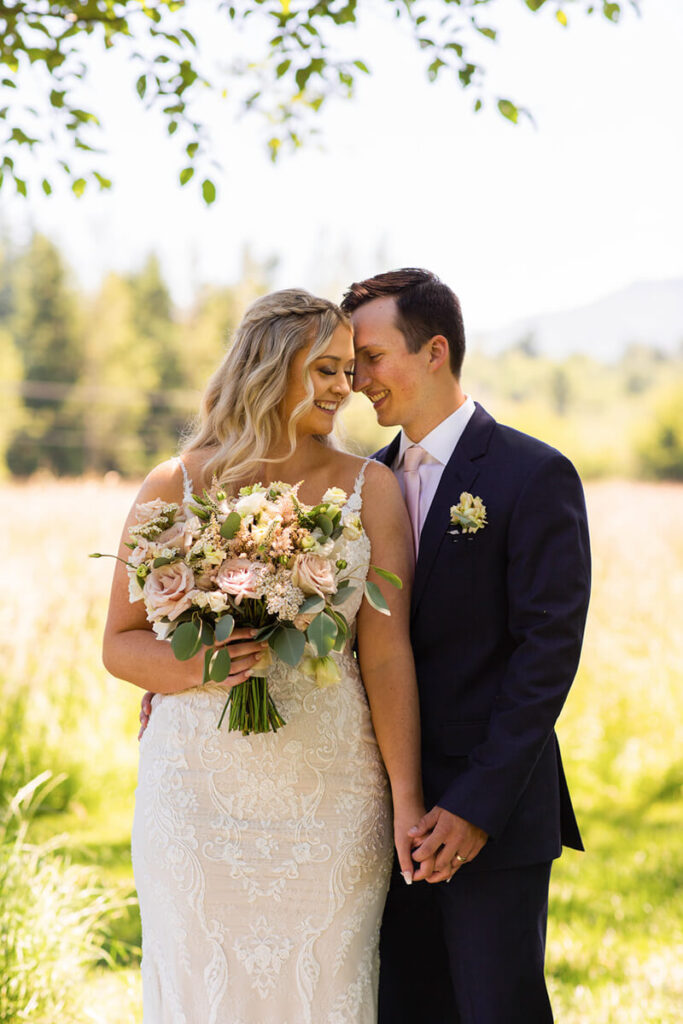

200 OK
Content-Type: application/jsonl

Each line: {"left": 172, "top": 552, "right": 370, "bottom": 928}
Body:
{"left": 403, "top": 444, "right": 426, "bottom": 559}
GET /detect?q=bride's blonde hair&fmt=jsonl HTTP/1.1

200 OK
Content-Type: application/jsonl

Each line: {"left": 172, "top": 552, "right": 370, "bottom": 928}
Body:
{"left": 182, "top": 289, "right": 351, "bottom": 488}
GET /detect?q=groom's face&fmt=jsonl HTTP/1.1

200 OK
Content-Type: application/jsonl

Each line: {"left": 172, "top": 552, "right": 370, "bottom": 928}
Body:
{"left": 351, "top": 296, "right": 427, "bottom": 433}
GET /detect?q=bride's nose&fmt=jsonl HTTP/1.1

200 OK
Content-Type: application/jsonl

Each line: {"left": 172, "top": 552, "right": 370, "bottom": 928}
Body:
{"left": 331, "top": 373, "right": 351, "bottom": 398}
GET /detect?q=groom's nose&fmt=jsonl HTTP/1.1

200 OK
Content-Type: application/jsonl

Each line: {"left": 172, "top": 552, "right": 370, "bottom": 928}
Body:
{"left": 351, "top": 361, "right": 368, "bottom": 393}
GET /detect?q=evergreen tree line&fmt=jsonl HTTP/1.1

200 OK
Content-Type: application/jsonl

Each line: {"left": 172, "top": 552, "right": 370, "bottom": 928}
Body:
{"left": 1, "top": 232, "right": 681, "bottom": 480}
{"left": 0, "top": 234, "right": 272, "bottom": 477}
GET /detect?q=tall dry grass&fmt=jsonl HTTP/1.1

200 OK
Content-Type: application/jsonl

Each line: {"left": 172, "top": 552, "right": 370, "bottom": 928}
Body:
{"left": 0, "top": 476, "right": 681, "bottom": 1021}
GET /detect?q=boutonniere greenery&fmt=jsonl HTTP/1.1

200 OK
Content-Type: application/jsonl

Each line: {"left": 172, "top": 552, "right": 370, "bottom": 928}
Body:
{"left": 449, "top": 492, "right": 487, "bottom": 536}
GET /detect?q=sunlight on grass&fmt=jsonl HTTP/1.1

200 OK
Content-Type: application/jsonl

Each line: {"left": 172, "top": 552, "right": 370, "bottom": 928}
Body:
{"left": 1, "top": 476, "right": 681, "bottom": 1021}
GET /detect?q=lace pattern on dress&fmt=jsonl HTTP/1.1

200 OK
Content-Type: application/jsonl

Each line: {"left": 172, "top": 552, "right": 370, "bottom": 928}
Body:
{"left": 132, "top": 453, "right": 392, "bottom": 1024}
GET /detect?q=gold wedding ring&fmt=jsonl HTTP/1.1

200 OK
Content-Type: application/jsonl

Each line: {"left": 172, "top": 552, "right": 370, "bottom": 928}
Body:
{"left": 453, "top": 853, "right": 467, "bottom": 863}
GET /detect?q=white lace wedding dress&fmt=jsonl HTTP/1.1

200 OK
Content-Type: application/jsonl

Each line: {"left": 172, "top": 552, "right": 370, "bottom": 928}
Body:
{"left": 131, "top": 461, "right": 394, "bottom": 1023}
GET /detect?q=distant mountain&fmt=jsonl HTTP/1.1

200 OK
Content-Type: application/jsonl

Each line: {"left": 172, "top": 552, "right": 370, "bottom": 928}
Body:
{"left": 470, "top": 279, "right": 683, "bottom": 361}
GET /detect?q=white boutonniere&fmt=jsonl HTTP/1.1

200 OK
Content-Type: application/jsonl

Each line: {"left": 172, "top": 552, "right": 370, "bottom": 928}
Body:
{"left": 449, "top": 492, "right": 487, "bottom": 535}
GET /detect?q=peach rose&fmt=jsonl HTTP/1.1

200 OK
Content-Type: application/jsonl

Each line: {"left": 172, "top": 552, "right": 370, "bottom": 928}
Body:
{"left": 216, "top": 558, "right": 263, "bottom": 605}
{"left": 143, "top": 562, "right": 195, "bottom": 622}
{"left": 291, "top": 554, "right": 337, "bottom": 599}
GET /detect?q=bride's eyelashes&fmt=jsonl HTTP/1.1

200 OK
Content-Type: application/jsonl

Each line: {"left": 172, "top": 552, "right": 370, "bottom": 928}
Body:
{"left": 317, "top": 367, "right": 355, "bottom": 379}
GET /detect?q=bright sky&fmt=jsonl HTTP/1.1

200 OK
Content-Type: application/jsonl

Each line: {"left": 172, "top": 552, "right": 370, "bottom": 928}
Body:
{"left": 3, "top": 0, "right": 681, "bottom": 331}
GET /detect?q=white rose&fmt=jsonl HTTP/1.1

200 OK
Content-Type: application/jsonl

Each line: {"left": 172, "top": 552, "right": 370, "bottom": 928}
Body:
{"left": 342, "top": 515, "right": 363, "bottom": 541}
{"left": 234, "top": 491, "right": 270, "bottom": 517}
{"left": 321, "top": 487, "right": 347, "bottom": 506}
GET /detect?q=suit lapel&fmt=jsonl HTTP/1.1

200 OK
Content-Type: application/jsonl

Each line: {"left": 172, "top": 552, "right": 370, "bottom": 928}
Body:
{"left": 411, "top": 404, "right": 495, "bottom": 614}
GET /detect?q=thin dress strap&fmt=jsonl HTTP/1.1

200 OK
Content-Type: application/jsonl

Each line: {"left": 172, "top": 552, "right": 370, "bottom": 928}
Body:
{"left": 175, "top": 456, "right": 193, "bottom": 506}
{"left": 345, "top": 458, "right": 372, "bottom": 515}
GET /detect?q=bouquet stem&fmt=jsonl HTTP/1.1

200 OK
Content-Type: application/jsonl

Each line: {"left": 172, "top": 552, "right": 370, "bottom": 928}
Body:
{"left": 218, "top": 676, "right": 285, "bottom": 734}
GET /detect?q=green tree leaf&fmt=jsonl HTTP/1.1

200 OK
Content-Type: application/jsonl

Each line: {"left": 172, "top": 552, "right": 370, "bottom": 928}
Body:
{"left": 179, "top": 166, "right": 194, "bottom": 185}
{"left": 201, "top": 178, "right": 216, "bottom": 204}
{"left": 497, "top": 99, "right": 519, "bottom": 123}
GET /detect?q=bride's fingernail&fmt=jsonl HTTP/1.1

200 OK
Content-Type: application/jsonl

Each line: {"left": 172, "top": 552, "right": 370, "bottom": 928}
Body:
{"left": 402, "top": 871, "right": 413, "bottom": 886}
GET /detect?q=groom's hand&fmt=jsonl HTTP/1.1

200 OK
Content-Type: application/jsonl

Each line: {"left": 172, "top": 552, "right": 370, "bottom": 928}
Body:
{"left": 409, "top": 806, "right": 488, "bottom": 884}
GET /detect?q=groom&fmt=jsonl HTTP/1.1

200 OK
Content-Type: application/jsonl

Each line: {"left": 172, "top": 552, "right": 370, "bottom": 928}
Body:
{"left": 340, "top": 269, "right": 591, "bottom": 1024}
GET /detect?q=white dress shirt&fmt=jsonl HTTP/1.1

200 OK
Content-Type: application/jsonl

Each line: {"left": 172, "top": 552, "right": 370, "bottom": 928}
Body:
{"left": 393, "top": 396, "right": 476, "bottom": 548}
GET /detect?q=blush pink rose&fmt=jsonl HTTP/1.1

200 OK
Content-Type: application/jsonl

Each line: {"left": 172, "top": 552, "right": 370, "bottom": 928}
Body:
{"left": 143, "top": 562, "right": 195, "bottom": 622}
{"left": 216, "top": 559, "right": 262, "bottom": 605}
{"left": 156, "top": 517, "right": 198, "bottom": 555}
{"left": 291, "top": 554, "right": 337, "bottom": 598}
{"left": 135, "top": 497, "right": 173, "bottom": 523}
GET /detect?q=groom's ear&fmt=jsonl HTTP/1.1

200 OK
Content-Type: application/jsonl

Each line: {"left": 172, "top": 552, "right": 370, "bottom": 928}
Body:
{"left": 426, "top": 335, "right": 450, "bottom": 373}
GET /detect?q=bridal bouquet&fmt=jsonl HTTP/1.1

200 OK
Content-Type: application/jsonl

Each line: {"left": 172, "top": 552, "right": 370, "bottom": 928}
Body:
{"left": 93, "top": 479, "right": 400, "bottom": 735}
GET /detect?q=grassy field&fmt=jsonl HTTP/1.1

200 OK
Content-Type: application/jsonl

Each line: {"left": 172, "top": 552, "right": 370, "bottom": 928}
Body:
{"left": 1, "top": 476, "right": 681, "bottom": 1022}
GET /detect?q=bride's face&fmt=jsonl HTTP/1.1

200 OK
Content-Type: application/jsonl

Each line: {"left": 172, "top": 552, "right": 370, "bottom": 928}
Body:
{"left": 282, "top": 323, "right": 354, "bottom": 436}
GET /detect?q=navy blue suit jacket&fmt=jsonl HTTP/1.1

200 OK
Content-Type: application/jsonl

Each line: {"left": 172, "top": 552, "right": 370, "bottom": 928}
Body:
{"left": 374, "top": 403, "right": 591, "bottom": 871}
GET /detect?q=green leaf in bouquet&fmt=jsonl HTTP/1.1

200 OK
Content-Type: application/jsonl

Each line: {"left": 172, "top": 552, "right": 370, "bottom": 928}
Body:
{"left": 370, "top": 565, "right": 403, "bottom": 589}
{"left": 200, "top": 619, "right": 214, "bottom": 646}
{"left": 209, "top": 646, "right": 231, "bottom": 682}
{"left": 307, "top": 611, "right": 338, "bottom": 657}
{"left": 330, "top": 586, "right": 357, "bottom": 606}
{"left": 316, "top": 513, "right": 333, "bottom": 537}
{"left": 203, "top": 647, "right": 214, "bottom": 684}
{"left": 300, "top": 594, "right": 325, "bottom": 615}
{"left": 331, "top": 526, "right": 344, "bottom": 540}
{"left": 171, "top": 620, "right": 202, "bottom": 660}
{"left": 152, "top": 556, "right": 174, "bottom": 568}
{"left": 215, "top": 613, "right": 235, "bottom": 644}
{"left": 220, "top": 511, "right": 242, "bottom": 540}
{"left": 327, "top": 608, "right": 349, "bottom": 651}
{"left": 270, "top": 625, "right": 306, "bottom": 667}
{"left": 364, "top": 580, "right": 391, "bottom": 616}
{"left": 254, "top": 621, "right": 279, "bottom": 641}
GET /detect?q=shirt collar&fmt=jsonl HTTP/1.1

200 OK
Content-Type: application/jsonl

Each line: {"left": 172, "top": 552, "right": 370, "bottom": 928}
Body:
{"left": 397, "top": 395, "right": 476, "bottom": 467}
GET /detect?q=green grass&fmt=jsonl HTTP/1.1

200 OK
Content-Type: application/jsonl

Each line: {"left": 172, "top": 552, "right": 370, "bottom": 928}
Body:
{"left": 1, "top": 477, "right": 682, "bottom": 1022}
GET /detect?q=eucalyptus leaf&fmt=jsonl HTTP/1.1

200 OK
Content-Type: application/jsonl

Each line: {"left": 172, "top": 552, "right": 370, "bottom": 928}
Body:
{"left": 171, "top": 620, "right": 202, "bottom": 660}
{"left": 270, "top": 626, "right": 306, "bottom": 667}
{"left": 209, "top": 646, "right": 231, "bottom": 681}
{"left": 254, "top": 622, "right": 279, "bottom": 641}
{"left": 215, "top": 614, "right": 235, "bottom": 644}
{"left": 316, "top": 513, "right": 333, "bottom": 537}
{"left": 307, "top": 612, "right": 338, "bottom": 658}
{"left": 220, "top": 512, "right": 242, "bottom": 539}
{"left": 152, "top": 556, "right": 173, "bottom": 568}
{"left": 330, "top": 586, "right": 356, "bottom": 606}
{"left": 201, "top": 620, "right": 214, "bottom": 646}
{"left": 364, "top": 581, "right": 391, "bottom": 616}
{"left": 371, "top": 565, "right": 403, "bottom": 589}
{"left": 300, "top": 594, "right": 325, "bottom": 615}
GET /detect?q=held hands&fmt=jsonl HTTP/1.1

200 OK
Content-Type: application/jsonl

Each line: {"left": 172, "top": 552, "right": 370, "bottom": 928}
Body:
{"left": 137, "top": 627, "right": 268, "bottom": 740}
{"left": 409, "top": 806, "right": 488, "bottom": 884}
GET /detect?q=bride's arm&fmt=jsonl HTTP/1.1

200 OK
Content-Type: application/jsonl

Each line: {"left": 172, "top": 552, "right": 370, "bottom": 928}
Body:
{"left": 102, "top": 459, "right": 207, "bottom": 693}
{"left": 355, "top": 461, "right": 428, "bottom": 883}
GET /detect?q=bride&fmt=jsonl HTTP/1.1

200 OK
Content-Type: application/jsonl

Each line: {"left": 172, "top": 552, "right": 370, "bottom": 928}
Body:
{"left": 102, "top": 289, "right": 424, "bottom": 1023}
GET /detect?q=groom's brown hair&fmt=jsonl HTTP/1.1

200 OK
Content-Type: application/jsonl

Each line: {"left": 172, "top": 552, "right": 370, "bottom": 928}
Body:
{"left": 340, "top": 268, "right": 466, "bottom": 378}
